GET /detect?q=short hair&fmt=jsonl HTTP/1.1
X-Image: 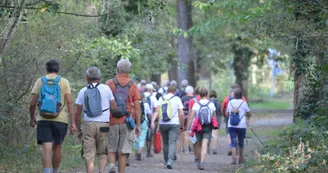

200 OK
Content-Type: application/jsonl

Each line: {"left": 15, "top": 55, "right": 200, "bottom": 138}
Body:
{"left": 86, "top": 67, "right": 101, "bottom": 81}
{"left": 167, "top": 86, "right": 176, "bottom": 93}
{"left": 117, "top": 59, "right": 132, "bottom": 73}
{"left": 46, "top": 59, "right": 60, "bottom": 73}
{"left": 170, "top": 80, "right": 177, "bottom": 87}
{"left": 180, "top": 79, "right": 189, "bottom": 87}
{"left": 185, "top": 86, "right": 194, "bottom": 94}
{"left": 199, "top": 87, "right": 208, "bottom": 98}
{"left": 194, "top": 87, "right": 200, "bottom": 95}
{"left": 233, "top": 88, "right": 243, "bottom": 99}
{"left": 145, "top": 84, "right": 154, "bottom": 90}
{"left": 209, "top": 90, "right": 217, "bottom": 98}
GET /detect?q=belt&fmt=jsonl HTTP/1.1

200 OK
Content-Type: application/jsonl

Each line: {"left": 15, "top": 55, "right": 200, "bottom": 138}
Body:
{"left": 85, "top": 121, "right": 109, "bottom": 123}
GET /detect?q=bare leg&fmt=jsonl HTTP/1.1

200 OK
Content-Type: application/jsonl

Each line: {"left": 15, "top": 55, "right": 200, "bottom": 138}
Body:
{"left": 184, "top": 131, "right": 190, "bottom": 153}
{"left": 52, "top": 144, "right": 62, "bottom": 168}
{"left": 98, "top": 156, "right": 108, "bottom": 173}
{"left": 200, "top": 139, "right": 209, "bottom": 162}
{"left": 196, "top": 141, "right": 202, "bottom": 161}
{"left": 85, "top": 160, "right": 94, "bottom": 173}
{"left": 232, "top": 147, "right": 237, "bottom": 163}
{"left": 42, "top": 142, "right": 52, "bottom": 168}
{"left": 108, "top": 152, "right": 116, "bottom": 170}
{"left": 118, "top": 153, "right": 127, "bottom": 173}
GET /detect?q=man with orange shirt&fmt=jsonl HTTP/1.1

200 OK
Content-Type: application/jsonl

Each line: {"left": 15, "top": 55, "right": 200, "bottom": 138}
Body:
{"left": 106, "top": 59, "right": 141, "bottom": 173}
{"left": 221, "top": 84, "right": 246, "bottom": 156}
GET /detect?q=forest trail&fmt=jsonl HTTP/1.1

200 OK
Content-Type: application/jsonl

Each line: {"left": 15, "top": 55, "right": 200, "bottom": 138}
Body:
{"left": 65, "top": 109, "right": 293, "bottom": 173}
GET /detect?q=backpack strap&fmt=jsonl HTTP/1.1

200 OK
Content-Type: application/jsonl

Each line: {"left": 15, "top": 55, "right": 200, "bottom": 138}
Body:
{"left": 113, "top": 77, "right": 120, "bottom": 86}
{"left": 168, "top": 95, "right": 176, "bottom": 101}
{"left": 41, "top": 76, "right": 48, "bottom": 84}
{"left": 53, "top": 76, "right": 61, "bottom": 85}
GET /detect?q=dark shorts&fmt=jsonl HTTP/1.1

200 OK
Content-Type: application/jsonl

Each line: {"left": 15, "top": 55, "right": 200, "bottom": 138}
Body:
{"left": 228, "top": 127, "right": 246, "bottom": 148}
{"left": 37, "top": 121, "right": 67, "bottom": 145}
{"left": 196, "top": 125, "right": 213, "bottom": 141}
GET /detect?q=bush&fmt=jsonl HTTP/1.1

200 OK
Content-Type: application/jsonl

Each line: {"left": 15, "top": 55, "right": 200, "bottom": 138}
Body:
{"left": 250, "top": 119, "right": 328, "bottom": 173}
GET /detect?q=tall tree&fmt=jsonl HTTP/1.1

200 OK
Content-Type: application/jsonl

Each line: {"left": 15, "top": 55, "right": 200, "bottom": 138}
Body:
{"left": 177, "top": 0, "right": 196, "bottom": 87}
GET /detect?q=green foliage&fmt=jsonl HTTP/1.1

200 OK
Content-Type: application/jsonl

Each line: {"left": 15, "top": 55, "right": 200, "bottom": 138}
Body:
{"left": 249, "top": 100, "right": 291, "bottom": 109}
{"left": 248, "top": 119, "right": 328, "bottom": 173}
{"left": 69, "top": 37, "right": 141, "bottom": 80}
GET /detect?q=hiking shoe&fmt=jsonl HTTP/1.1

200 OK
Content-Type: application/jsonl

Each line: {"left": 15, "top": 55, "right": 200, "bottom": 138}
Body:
{"left": 198, "top": 162, "right": 204, "bottom": 170}
{"left": 231, "top": 158, "right": 237, "bottom": 165}
{"left": 166, "top": 159, "right": 173, "bottom": 169}
{"left": 188, "top": 146, "right": 192, "bottom": 152}
{"left": 227, "top": 151, "right": 232, "bottom": 156}
{"left": 136, "top": 153, "right": 141, "bottom": 161}
{"left": 108, "top": 167, "right": 116, "bottom": 173}
{"left": 146, "top": 153, "right": 154, "bottom": 157}
{"left": 238, "top": 157, "right": 245, "bottom": 164}
{"left": 213, "top": 150, "right": 218, "bottom": 155}
{"left": 194, "top": 157, "right": 199, "bottom": 163}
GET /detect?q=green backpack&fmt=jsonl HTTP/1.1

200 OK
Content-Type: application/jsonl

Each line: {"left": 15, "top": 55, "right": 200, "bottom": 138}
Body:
{"left": 159, "top": 96, "right": 175, "bottom": 122}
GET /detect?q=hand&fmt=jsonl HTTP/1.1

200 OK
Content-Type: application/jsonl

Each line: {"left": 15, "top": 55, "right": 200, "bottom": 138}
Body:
{"left": 247, "top": 119, "right": 251, "bottom": 126}
{"left": 77, "top": 131, "right": 82, "bottom": 140}
{"left": 135, "top": 126, "right": 141, "bottom": 137}
{"left": 70, "top": 123, "right": 76, "bottom": 135}
{"left": 30, "top": 117, "right": 36, "bottom": 128}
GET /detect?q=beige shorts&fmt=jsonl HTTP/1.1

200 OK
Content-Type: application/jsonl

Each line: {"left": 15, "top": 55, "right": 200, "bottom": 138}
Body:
{"left": 108, "top": 123, "right": 134, "bottom": 154}
{"left": 82, "top": 122, "right": 109, "bottom": 161}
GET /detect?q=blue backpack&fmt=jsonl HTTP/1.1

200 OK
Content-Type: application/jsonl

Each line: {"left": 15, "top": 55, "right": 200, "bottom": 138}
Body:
{"left": 229, "top": 101, "right": 245, "bottom": 126}
{"left": 38, "top": 76, "right": 62, "bottom": 119}
{"left": 84, "top": 83, "right": 109, "bottom": 117}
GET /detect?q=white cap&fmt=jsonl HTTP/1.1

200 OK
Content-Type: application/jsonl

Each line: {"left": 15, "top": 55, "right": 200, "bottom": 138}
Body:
{"left": 145, "top": 84, "right": 154, "bottom": 90}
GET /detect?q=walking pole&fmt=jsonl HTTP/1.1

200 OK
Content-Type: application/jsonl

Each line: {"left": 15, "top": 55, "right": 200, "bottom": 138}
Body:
{"left": 250, "top": 128, "right": 264, "bottom": 146}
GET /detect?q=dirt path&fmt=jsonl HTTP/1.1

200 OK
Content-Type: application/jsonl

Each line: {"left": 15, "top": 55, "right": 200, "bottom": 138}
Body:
{"left": 65, "top": 110, "right": 293, "bottom": 173}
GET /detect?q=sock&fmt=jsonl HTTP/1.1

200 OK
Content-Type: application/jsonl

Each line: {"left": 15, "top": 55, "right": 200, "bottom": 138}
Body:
{"left": 44, "top": 168, "right": 51, "bottom": 173}
{"left": 109, "top": 163, "right": 115, "bottom": 170}
{"left": 53, "top": 168, "right": 58, "bottom": 173}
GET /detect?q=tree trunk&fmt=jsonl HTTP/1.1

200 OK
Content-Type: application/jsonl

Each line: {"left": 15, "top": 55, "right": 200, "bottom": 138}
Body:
{"left": 0, "top": 0, "right": 26, "bottom": 55}
{"left": 232, "top": 45, "right": 252, "bottom": 100}
{"left": 151, "top": 74, "right": 161, "bottom": 86}
{"left": 177, "top": 0, "right": 196, "bottom": 87}
{"left": 168, "top": 38, "right": 179, "bottom": 82}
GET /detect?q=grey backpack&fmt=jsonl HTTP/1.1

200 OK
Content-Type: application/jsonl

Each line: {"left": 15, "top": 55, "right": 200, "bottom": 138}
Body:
{"left": 112, "top": 78, "right": 133, "bottom": 117}
{"left": 198, "top": 102, "right": 212, "bottom": 125}
{"left": 84, "top": 83, "right": 109, "bottom": 117}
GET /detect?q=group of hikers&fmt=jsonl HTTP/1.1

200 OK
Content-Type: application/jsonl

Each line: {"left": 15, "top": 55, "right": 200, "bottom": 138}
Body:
{"left": 29, "top": 59, "right": 252, "bottom": 173}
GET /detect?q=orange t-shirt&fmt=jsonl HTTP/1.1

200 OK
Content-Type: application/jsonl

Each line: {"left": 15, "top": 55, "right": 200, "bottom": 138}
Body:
{"left": 106, "top": 74, "right": 141, "bottom": 125}
{"left": 222, "top": 95, "right": 246, "bottom": 117}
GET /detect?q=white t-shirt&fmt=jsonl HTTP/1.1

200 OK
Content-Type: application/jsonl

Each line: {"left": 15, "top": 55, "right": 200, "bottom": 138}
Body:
{"left": 75, "top": 83, "right": 114, "bottom": 122}
{"left": 144, "top": 92, "right": 159, "bottom": 114}
{"left": 192, "top": 99, "right": 216, "bottom": 117}
{"left": 158, "top": 93, "right": 183, "bottom": 125}
{"left": 142, "top": 101, "right": 151, "bottom": 122}
{"left": 227, "top": 99, "right": 250, "bottom": 128}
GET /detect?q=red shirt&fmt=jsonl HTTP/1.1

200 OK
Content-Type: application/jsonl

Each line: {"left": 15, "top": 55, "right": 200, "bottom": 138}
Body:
{"left": 106, "top": 74, "right": 141, "bottom": 125}
{"left": 188, "top": 95, "right": 201, "bottom": 110}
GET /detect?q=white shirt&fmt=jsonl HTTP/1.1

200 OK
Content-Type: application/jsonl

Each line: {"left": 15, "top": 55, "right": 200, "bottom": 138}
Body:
{"left": 142, "top": 101, "right": 151, "bottom": 122}
{"left": 158, "top": 93, "right": 183, "bottom": 125}
{"left": 192, "top": 99, "right": 216, "bottom": 117}
{"left": 75, "top": 83, "right": 114, "bottom": 122}
{"left": 227, "top": 99, "right": 250, "bottom": 128}
{"left": 144, "top": 92, "right": 159, "bottom": 114}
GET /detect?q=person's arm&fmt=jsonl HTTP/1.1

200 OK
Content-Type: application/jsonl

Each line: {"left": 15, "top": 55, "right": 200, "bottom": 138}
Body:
{"left": 187, "top": 110, "right": 196, "bottom": 130}
{"left": 179, "top": 108, "right": 184, "bottom": 130}
{"left": 134, "top": 100, "right": 141, "bottom": 127}
{"left": 65, "top": 93, "right": 76, "bottom": 134}
{"left": 29, "top": 94, "right": 38, "bottom": 127}
{"left": 75, "top": 104, "right": 83, "bottom": 139}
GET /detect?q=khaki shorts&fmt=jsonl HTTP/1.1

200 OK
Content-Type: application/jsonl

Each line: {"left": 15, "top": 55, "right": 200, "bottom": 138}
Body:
{"left": 108, "top": 123, "right": 134, "bottom": 154}
{"left": 82, "top": 122, "right": 109, "bottom": 161}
